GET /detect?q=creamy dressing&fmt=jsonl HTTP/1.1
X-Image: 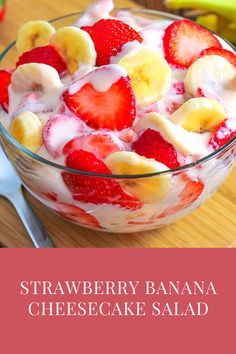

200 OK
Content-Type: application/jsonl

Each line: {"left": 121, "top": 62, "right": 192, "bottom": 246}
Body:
{"left": 75, "top": 0, "right": 115, "bottom": 27}
{"left": 68, "top": 64, "right": 127, "bottom": 94}
{"left": 110, "top": 40, "right": 142, "bottom": 63}
{"left": 140, "top": 28, "right": 164, "bottom": 53}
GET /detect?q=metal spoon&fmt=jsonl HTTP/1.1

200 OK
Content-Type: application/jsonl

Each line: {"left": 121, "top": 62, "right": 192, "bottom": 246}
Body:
{"left": 0, "top": 145, "right": 54, "bottom": 248}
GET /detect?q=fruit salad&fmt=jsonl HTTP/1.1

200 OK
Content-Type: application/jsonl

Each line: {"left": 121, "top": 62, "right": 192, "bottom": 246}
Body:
{"left": 0, "top": 0, "right": 236, "bottom": 232}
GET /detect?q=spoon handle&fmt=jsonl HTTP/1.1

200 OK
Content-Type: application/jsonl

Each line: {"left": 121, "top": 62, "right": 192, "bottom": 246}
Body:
{"left": 7, "top": 188, "right": 54, "bottom": 248}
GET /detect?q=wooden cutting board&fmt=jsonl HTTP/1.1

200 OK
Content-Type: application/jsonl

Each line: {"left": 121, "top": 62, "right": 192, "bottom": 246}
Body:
{"left": 0, "top": 0, "right": 235, "bottom": 248}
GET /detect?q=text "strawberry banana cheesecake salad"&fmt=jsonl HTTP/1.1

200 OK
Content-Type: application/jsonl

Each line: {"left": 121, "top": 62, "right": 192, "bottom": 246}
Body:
{"left": 0, "top": 0, "right": 235, "bottom": 232}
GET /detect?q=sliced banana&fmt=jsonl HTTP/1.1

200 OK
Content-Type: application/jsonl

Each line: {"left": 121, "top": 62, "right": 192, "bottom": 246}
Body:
{"left": 119, "top": 48, "right": 171, "bottom": 106}
{"left": 16, "top": 20, "right": 56, "bottom": 55}
{"left": 11, "top": 63, "right": 63, "bottom": 93}
{"left": 10, "top": 111, "right": 43, "bottom": 152}
{"left": 134, "top": 112, "right": 210, "bottom": 156}
{"left": 106, "top": 151, "right": 171, "bottom": 204}
{"left": 50, "top": 26, "right": 97, "bottom": 75}
{"left": 170, "top": 97, "right": 226, "bottom": 132}
{"left": 185, "top": 55, "right": 236, "bottom": 97}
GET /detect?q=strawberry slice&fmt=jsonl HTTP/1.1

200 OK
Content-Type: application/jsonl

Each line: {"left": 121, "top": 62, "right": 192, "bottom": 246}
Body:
{"left": 62, "top": 149, "right": 142, "bottom": 210}
{"left": 200, "top": 47, "right": 236, "bottom": 68}
{"left": 163, "top": 19, "right": 221, "bottom": 69}
{"left": 45, "top": 192, "right": 58, "bottom": 201}
{"left": 43, "top": 114, "right": 87, "bottom": 158}
{"left": 64, "top": 74, "right": 136, "bottom": 131}
{"left": 56, "top": 203, "right": 101, "bottom": 228}
{"left": 81, "top": 19, "right": 143, "bottom": 66}
{"left": 209, "top": 119, "right": 236, "bottom": 150}
{"left": 132, "top": 128, "right": 180, "bottom": 169}
{"left": 16, "top": 45, "right": 67, "bottom": 74}
{"left": 196, "top": 87, "right": 207, "bottom": 98}
{"left": 157, "top": 174, "right": 204, "bottom": 218}
{"left": 63, "top": 132, "right": 124, "bottom": 159}
{"left": 171, "top": 81, "right": 185, "bottom": 95}
{"left": 0, "top": 70, "right": 12, "bottom": 113}
{"left": 119, "top": 128, "right": 136, "bottom": 143}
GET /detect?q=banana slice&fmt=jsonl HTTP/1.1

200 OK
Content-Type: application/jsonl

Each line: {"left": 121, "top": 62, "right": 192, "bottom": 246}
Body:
{"left": 106, "top": 151, "right": 171, "bottom": 204}
{"left": 16, "top": 20, "right": 56, "bottom": 55}
{"left": 10, "top": 111, "right": 43, "bottom": 152}
{"left": 185, "top": 55, "right": 235, "bottom": 97}
{"left": 119, "top": 48, "right": 171, "bottom": 106}
{"left": 134, "top": 112, "right": 210, "bottom": 155}
{"left": 170, "top": 97, "right": 226, "bottom": 132}
{"left": 50, "top": 26, "right": 97, "bottom": 75}
{"left": 11, "top": 63, "right": 63, "bottom": 93}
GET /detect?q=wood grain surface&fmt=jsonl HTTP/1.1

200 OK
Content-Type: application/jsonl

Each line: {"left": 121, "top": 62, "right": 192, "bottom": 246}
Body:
{"left": 0, "top": 0, "right": 235, "bottom": 248}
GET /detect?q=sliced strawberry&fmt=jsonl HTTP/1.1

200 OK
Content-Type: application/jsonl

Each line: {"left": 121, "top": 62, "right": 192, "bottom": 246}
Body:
{"left": 196, "top": 87, "right": 207, "bottom": 98}
{"left": 16, "top": 45, "right": 67, "bottom": 74}
{"left": 37, "top": 191, "right": 58, "bottom": 202}
{"left": 128, "top": 221, "right": 153, "bottom": 226}
{"left": 132, "top": 128, "right": 180, "bottom": 169}
{"left": 171, "top": 82, "right": 185, "bottom": 95}
{"left": 0, "top": 70, "right": 12, "bottom": 112}
{"left": 56, "top": 203, "right": 101, "bottom": 228}
{"left": 64, "top": 74, "right": 136, "bottom": 131}
{"left": 63, "top": 132, "right": 124, "bottom": 159}
{"left": 157, "top": 174, "right": 204, "bottom": 218}
{"left": 179, "top": 175, "right": 204, "bottom": 206}
{"left": 45, "top": 192, "right": 58, "bottom": 201}
{"left": 81, "top": 19, "right": 143, "bottom": 66}
{"left": 43, "top": 114, "right": 87, "bottom": 158}
{"left": 209, "top": 119, "right": 236, "bottom": 150}
{"left": 165, "top": 101, "right": 182, "bottom": 115}
{"left": 119, "top": 128, "right": 136, "bottom": 144}
{"left": 62, "top": 149, "right": 142, "bottom": 210}
{"left": 200, "top": 46, "right": 236, "bottom": 68}
{"left": 163, "top": 19, "right": 221, "bottom": 69}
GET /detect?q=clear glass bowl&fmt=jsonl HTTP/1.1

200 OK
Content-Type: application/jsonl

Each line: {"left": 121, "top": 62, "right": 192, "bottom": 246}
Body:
{"left": 0, "top": 9, "right": 236, "bottom": 233}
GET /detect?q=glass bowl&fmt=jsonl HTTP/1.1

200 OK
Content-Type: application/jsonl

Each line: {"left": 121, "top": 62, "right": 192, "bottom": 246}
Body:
{"left": 0, "top": 9, "right": 236, "bottom": 233}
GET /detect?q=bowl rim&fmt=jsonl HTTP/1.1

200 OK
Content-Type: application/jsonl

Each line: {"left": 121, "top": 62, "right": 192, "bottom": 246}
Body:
{"left": 0, "top": 8, "right": 236, "bottom": 180}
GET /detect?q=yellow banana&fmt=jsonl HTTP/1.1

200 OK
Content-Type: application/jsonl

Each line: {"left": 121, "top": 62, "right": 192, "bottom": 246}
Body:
{"left": 119, "top": 48, "right": 171, "bottom": 106}
{"left": 10, "top": 111, "right": 43, "bottom": 152}
{"left": 50, "top": 26, "right": 96, "bottom": 75}
{"left": 16, "top": 20, "right": 55, "bottom": 55}
{"left": 170, "top": 97, "right": 226, "bottom": 132}
{"left": 106, "top": 151, "right": 171, "bottom": 204}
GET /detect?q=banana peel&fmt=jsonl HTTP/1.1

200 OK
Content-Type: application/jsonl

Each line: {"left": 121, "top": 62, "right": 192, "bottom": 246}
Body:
{"left": 196, "top": 14, "right": 218, "bottom": 32}
{"left": 196, "top": 15, "right": 236, "bottom": 45}
{"left": 165, "top": 0, "right": 236, "bottom": 21}
{"left": 165, "top": 0, "right": 236, "bottom": 44}
{"left": 220, "top": 22, "right": 236, "bottom": 44}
